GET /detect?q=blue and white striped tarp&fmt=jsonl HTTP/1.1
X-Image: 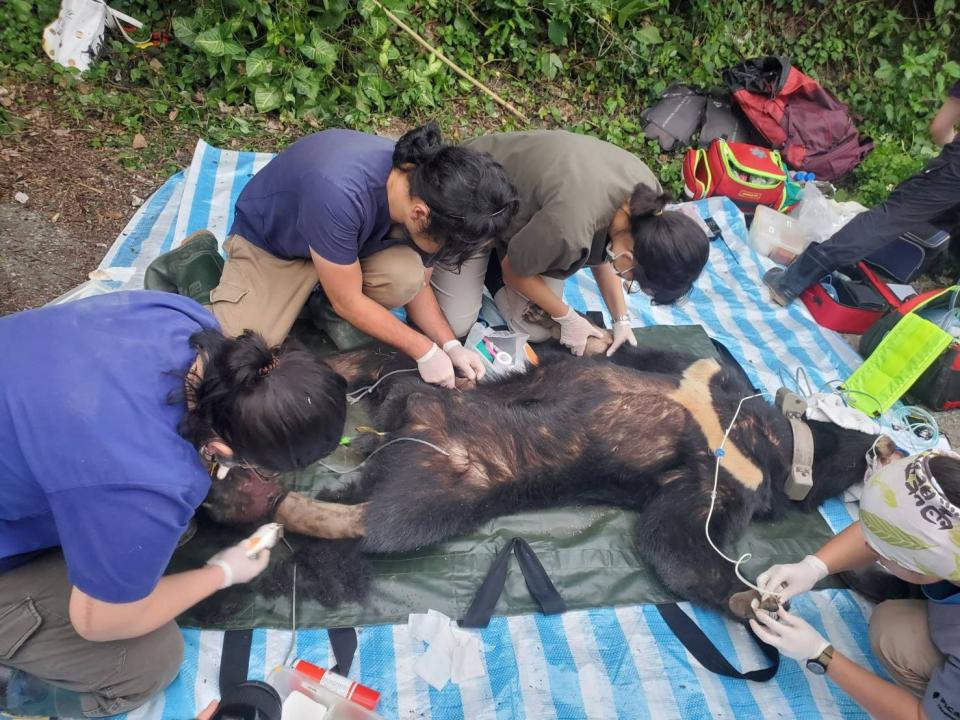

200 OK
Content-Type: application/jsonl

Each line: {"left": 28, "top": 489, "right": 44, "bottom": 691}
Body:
{"left": 68, "top": 140, "right": 885, "bottom": 719}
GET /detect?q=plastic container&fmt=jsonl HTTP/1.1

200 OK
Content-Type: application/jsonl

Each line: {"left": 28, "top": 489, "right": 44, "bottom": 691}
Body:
{"left": 267, "top": 665, "right": 384, "bottom": 720}
{"left": 748, "top": 204, "right": 811, "bottom": 265}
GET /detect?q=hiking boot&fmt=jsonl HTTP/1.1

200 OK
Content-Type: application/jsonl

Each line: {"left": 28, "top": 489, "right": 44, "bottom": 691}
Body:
{"left": 144, "top": 230, "right": 225, "bottom": 305}
{"left": 763, "top": 243, "right": 834, "bottom": 306}
{"left": 306, "top": 290, "right": 376, "bottom": 350}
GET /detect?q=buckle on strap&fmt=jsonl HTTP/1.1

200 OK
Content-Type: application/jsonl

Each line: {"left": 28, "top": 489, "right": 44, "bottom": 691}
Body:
{"left": 776, "top": 388, "right": 814, "bottom": 501}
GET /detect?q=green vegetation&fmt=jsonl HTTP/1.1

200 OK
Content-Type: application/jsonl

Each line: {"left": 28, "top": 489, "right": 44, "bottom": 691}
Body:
{"left": 1, "top": 0, "right": 958, "bottom": 199}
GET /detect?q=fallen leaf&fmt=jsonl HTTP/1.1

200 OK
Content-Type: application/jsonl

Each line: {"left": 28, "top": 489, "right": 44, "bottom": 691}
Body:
{"left": 149, "top": 58, "right": 163, "bottom": 72}
{"left": 132, "top": 133, "right": 147, "bottom": 150}
{"left": 51, "top": 212, "right": 60, "bottom": 222}
{"left": 53, "top": 128, "right": 70, "bottom": 137}
{"left": 14, "top": 191, "right": 28, "bottom": 204}
{"left": 131, "top": 195, "right": 144, "bottom": 207}
{"left": 168, "top": 108, "right": 179, "bottom": 122}
{"left": 218, "top": 100, "right": 230, "bottom": 114}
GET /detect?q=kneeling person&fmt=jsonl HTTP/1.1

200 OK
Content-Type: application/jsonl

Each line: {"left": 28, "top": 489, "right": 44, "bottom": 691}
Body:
{"left": 0, "top": 291, "right": 346, "bottom": 716}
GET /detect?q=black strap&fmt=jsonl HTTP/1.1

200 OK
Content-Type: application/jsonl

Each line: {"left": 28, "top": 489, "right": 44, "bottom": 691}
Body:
{"left": 214, "top": 630, "right": 282, "bottom": 720}
{"left": 219, "top": 629, "right": 254, "bottom": 695}
{"left": 460, "top": 537, "right": 566, "bottom": 628}
{"left": 328, "top": 626, "right": 358, "bottom": 676}
{"left": 656, "top": 603, "right": 779, "bottom": 682}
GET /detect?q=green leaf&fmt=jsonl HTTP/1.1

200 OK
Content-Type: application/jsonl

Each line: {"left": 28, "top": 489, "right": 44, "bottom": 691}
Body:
{"left": 300, "top": 29, "right": 337, "bottom": 70}
{"left": 548, "top": 19, "right": 569, "bottom": 46}
{"left": 539, "top": 52, "right": 563, "bottom": 80}
{"left": 636, "top": 24, "right": 662, "bottom": 46}
{"left": 253, "top": 85, "right": 282, "bottom": 113}
{"left": 171, "top": 16, "right": 197, "bottom": 49}
{"left": 195, "top": 28, "right": 229, "bottom": 57}
{"left": 370, "top": 13, "right": 389, "bottom": 38}
{"left": 944, "top": 61, "right": 960, "bottom": 79}
{"left": 245, "top": 48, "right": 273, "bottom": 78}
{"left": 861, "top": 509, "right": 934, "bottom": 551}
{"left": 935, "top": 0, "right": 956, "bottom": 16}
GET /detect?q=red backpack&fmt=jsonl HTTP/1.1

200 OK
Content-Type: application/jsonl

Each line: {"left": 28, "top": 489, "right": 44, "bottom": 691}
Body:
{"left": 722, "top": 56, "right": 873, "bottom": 181}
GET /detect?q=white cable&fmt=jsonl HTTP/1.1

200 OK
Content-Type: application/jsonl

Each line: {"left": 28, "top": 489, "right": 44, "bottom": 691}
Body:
{"left": 318, "top": 436, "right": 449, "bottom": 475}
{"left": 347, "top": 368, "right": 418, "bottom": 404}
{"left": 703, "top": 392, "right": 784, "bottom": 600}
{"left": 282, "top": 563, "right": 297, "bottom": 667}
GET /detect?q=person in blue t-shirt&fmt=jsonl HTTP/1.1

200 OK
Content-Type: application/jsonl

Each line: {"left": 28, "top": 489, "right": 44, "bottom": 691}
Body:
{"left": 145, "top": 122, "right": 518, "bottom": 390}
{"left": 751, "top": 450, "right": 960, "bottom": 720}
{"left": 0, "top": 291, "right": 347, "bottom": 717}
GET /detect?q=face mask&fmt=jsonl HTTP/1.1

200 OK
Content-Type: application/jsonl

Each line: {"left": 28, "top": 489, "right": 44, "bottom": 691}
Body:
{"left": 860, "top": 451, "right": 960, "bottom": 582}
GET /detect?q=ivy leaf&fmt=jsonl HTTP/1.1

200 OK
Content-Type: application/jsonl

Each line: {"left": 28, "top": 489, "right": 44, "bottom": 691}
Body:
{"left": 548, "top": 19, "right": 569, "bottom": 47}
{"left": 861, "top": 509, "right": 934, "bottom": 551}
{"left": 636, "top": 25, "right": 662, "bottom": 46}
{"left": 195, "top": 28, "right": 242, "bottom": 57}
{"left": 300, "top": 29, "right": 337, "bottom": 70}
{"left": 370, "top": 13, "right": 389, "bottom": 38}
{"left": 171, "top": 16, "right": 197, "bottom": 49}
{"left": 245, "top": 48, "right": 273, "bottom": 78}
{"left": 253, "top": 85, "right": 282, "bottom": 113}
{"left": 538, "top": 52, "right": 563, "bottom": 81}
{"left": 935, "top": 0, "right": 956, "bottom": 16}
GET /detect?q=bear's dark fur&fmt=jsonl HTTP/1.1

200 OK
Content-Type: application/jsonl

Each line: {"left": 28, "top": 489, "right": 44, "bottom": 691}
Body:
{"left": 270, "top": 344, "right": 875, "bottom": 612}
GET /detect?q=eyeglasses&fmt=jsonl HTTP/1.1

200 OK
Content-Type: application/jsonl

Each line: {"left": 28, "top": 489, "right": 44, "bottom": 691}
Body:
{"left": 605, "top": 243, "right": 643, "bottom": 295}
{"left": 605, "top": 242, "right": 693, "bottom": 306}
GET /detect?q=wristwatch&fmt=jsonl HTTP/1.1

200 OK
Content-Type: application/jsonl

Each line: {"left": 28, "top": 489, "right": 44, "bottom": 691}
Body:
{"left": 614, "top": 314, "right": 630, "bottom": 324}
{"left": 806, "top": 644, "right": 834, "bottom": 675}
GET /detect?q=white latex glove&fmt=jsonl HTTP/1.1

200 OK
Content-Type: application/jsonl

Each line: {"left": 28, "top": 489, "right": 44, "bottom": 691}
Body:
{"left": 417, "top": 343, "right": 456, "bottom": 388}
{"left": 207, "top": 544, "right": 271, "bottom": 589}
{"left": 749, "top": 604, "right": 829, "bottom": 662}
{"left": 551, "top": 307, "right": 604, "bottom": 357}
{"left": 442, "top": 340, "right": 486, "bottom": 381}
{"left": 606, "top": 319, "right": 638, "bottom": 356}
{"left": 756, "top": 554, "right": 828, "bottom": 602}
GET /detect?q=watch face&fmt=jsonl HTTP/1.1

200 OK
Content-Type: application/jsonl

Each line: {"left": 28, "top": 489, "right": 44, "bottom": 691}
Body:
{"left": 806, "top": 659, "right": 827, "bottom": 676}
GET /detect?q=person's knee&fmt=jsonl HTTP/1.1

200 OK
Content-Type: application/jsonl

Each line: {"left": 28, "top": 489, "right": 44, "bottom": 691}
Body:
{"left": 447, "top": 312, "right": 481, "bottom": 339}
{"left": 363, "top": 247, "right": 425, "bottom": 308}
{"left": 97, "top": 623, "right": 183, "bottom": 715}
{"left": 869, "top": 600, "right": 936, "bottom": 695}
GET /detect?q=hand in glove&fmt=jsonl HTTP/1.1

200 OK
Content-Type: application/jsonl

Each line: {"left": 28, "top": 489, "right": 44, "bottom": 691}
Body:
{"left": 749, "top": 604, "right": 829, "bottom": 662}
{"left": 551, "top": 307, "right": 605, "bottom": 357}
{"left": 606, "top": 319, "right": 638, "bottom": 356}
{"left": 756, "top": 555, "right": 828, "bottom": 602}
{"left": 207, "top": 543, "right": 271, "bottom": 588}
{"left": 417, "top": 343, "right": 456, "bottom": 388}
{"left": 442, "top": 340, "right": 486, "bottom": 381}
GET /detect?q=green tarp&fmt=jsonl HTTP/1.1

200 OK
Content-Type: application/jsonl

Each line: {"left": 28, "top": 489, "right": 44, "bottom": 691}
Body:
{"left": 173, "top": 324, "right": 840, "bottom": 630}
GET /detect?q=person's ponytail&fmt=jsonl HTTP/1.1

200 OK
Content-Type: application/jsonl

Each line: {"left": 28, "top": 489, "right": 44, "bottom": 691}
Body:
{"left": 392, "top": 122, "right": 443, "bottom": 169}
{"left": 178, "top": 330, "right": 347, "bottom": 472}
{"left": 627, "top": 183, "right": 708, "bottom": 305}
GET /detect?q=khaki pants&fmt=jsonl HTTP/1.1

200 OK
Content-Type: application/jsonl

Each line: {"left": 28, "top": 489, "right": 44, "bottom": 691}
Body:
{"left": 869, "top": 599, "right": 945, "bottom": 696}
{"left": 431, "top": 250, "right": 565, "bottom": 341}
{"left": 0, "top": 552, "right": 183, "bottom": 717}
{"left": 210, "top": 235, "right": 427, "bottom": 347}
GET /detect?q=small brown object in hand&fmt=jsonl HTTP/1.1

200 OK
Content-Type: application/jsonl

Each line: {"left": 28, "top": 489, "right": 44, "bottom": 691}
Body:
{"left": 728, "top": 589, "right": 780, "bottom": 620}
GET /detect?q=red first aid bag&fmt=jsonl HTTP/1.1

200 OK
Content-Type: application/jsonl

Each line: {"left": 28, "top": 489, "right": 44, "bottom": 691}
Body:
{"left": 683, "top": 139, "right": 789, "bottom": 213}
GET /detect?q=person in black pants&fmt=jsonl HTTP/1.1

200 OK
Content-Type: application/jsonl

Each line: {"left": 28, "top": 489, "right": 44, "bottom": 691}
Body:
{"left": 765, "top": 80, "right": 960, "bottom": 305}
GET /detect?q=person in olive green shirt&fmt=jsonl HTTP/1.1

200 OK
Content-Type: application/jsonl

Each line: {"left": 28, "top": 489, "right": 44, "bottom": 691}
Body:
{"left": 431, "top": 130, "right": 709, "bottom": 356}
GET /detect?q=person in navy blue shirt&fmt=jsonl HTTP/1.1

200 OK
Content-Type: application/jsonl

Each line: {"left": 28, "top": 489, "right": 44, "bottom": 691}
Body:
{"left": 146, "top": 122, "right": 518, "bottom": 390}
{"left": 0, "top": 291, "right": 346, "bottom": 717}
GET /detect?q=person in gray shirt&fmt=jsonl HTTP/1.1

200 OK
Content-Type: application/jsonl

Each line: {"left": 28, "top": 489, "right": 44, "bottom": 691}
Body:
{"left": 752, "top": 450, "right": 960, "bottom": 720}
{"left": 431, "top": 130, "right": 709, "bottom": 356}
